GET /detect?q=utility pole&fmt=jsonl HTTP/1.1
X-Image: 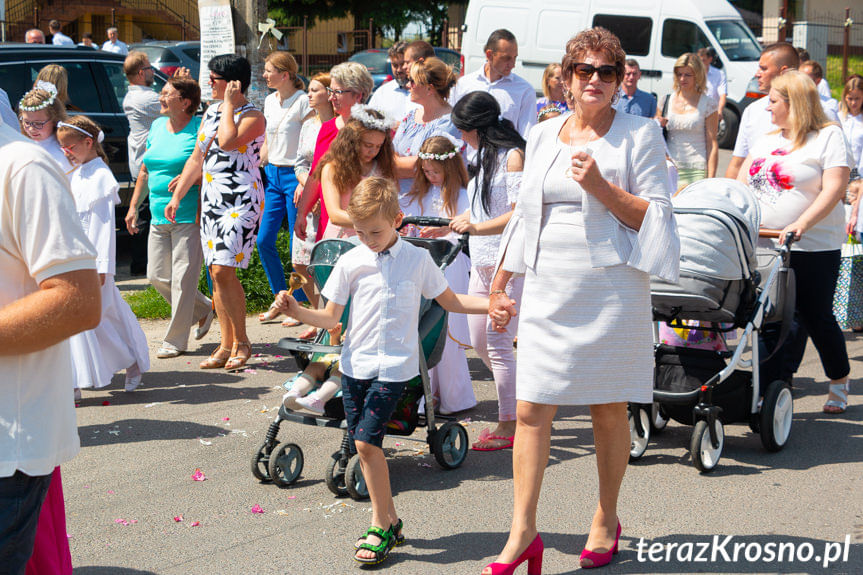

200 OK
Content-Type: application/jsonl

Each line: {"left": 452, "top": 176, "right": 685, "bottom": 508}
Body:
{"left": 235, "top": 0, "right": 269, "bottom": 109}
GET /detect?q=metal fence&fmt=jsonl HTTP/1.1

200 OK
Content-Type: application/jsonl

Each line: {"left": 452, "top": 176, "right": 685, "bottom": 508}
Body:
{"left": 266, "top": 18, "right": 376, "bottom": 78}
{"left": 762, "top": 7, "right": 863, "bottom": 96}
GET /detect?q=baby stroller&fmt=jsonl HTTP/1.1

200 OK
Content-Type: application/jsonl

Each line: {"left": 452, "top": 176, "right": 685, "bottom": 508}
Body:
{"left": 629, "top": 179, "right": 796, "bottom": 472}
{"left": 250, "top": 217, "right": 471, "bottom": 498}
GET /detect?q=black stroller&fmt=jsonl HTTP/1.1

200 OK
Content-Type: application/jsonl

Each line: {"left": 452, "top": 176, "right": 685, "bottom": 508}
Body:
{"left": 629, "top": 179, "right": 797, "bottom": 472}
{"left": 250, "top": 217, "right": 471, "bottom": 498}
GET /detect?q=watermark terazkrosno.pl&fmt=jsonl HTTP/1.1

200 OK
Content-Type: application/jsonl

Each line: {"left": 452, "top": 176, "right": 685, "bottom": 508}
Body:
{"left": 636, "top": 535, "right": 852, "bottom": 568}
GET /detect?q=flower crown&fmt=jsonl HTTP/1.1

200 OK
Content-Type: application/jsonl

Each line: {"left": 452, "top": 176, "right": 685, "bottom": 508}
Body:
{"left": 350, "top": 104, "right": 398, "bottom": 132}
{"left": 417, "top": 132, "right": 464, "bottom": 161}
{"left": 19, "top": 81, "right": 58, "bottom": 112}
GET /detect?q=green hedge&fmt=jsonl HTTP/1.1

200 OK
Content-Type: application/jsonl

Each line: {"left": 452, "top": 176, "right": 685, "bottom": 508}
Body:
{"left": 125, "top": 228, "right": 292, "bottom": 319}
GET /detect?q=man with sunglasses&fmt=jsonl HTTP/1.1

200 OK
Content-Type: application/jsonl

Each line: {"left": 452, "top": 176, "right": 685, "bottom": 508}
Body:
{"left": 450, "top": 29, "right": 536, "bottom": 138}
{"left": 613, "top": 59, "right": 657, "bottom": 119}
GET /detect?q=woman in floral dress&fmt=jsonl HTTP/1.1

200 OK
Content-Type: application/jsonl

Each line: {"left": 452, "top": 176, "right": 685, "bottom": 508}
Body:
{"left": 167, "top": 54, "right": 266, "bottom": 371}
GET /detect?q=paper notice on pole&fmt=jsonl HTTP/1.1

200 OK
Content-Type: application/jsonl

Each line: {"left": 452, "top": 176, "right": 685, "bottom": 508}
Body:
{"left": 198, "top": 0, "right": 235, "bottom": 102}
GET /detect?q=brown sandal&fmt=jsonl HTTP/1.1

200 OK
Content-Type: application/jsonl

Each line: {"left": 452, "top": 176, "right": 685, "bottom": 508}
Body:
{"left": 200, "top": 347, "right": 231, "bottom": 369}
{"left": 225, "top": 341, "right": 252, "bottom": 371}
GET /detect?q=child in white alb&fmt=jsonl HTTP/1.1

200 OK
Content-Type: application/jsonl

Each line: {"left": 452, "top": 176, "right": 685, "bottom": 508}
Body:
{"left": 275, "top": 177, "right": 489, "bottom": 566}
{"left": 57, "top": 116, "right": 150, "bottom": 394}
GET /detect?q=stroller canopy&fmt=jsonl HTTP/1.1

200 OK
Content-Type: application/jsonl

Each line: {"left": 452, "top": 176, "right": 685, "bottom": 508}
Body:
{"left": 672, "top": 178, "right": 761, "bottom": 280}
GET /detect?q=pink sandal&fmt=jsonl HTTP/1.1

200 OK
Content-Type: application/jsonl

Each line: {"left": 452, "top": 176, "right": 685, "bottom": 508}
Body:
{"left": 471, "top": 428, "right": 515, "bottom": 451}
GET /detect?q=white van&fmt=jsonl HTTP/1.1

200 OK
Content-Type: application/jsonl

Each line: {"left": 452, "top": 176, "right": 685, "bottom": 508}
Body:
{"left": 461, "top": 0, "right": 762, "bottom": 148}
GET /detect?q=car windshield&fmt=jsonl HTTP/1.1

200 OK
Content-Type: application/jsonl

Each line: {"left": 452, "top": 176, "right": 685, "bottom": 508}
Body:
{"left": 706, "top": 20, "right": 762, "bottom": 62}
{"left": 348, "top": 51, "right": 388, "bottom": 74}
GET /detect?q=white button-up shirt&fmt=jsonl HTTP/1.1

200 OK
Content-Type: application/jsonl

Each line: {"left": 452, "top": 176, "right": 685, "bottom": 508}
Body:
{"left": 102, "top": 39, "right": 129, "bottom": 55}
{"left": 450, "top": 66, "right": 537, "bottom": 137}
{"left": 51, "top": 31, "right": 75, "bottom": 46}
{"left": 369, "top": 79, "right": 419, "bottom": 123}
{"left": 321, "top": 237, "right": 449, "bottom": 382}
{"left": 705, "top": 65, "right": 727, "bottom": 104}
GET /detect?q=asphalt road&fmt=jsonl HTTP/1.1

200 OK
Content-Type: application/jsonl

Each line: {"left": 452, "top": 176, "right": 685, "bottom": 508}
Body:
{"left": 65, "top": 150, "right": 863, "bottom": 574}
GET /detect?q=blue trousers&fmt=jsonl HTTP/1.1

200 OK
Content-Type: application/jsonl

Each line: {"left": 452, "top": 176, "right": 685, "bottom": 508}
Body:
{"left": 0, "top": 470, "right": 53, "bottom": 575}
{"left": 258, "top": 164, "right": 299, "bottom": 294}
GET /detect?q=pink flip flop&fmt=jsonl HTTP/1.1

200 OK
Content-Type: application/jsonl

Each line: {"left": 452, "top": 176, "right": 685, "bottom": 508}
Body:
{"left": 471, "top": 428, "right": 515, "bottom": 451}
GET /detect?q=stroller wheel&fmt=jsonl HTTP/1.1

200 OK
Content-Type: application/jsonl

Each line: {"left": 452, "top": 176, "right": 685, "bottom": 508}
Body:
{"left": 760, "top": 380, "right": 793, "bottom": 452}
{"left": 690, "top": 419, "right": 724, "bottom": 473}
{"left": 345, "top": 455, "right": 370, "bottom": 501}
{"left": 268, "top": 443, "right": 304, "bottom": 487}
{"left": 251, "top": 441, "right": 276, "bottom": 482}
{"left": 650, "top": 402, "right": 669, "bottom": 434}
{"left": 325, "top": 452, "right": 349, "bottom": 497}
{"left": 628, "top": 405, "right": 650, "bottom": 461}
{"left": 430, "top": 422, "right": 469, "bottom": 469}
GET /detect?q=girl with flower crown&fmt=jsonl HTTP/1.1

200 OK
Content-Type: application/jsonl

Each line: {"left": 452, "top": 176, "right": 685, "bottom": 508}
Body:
{"left": 312, "top": 105, "right": 397, "bottom": 239}
{"left": 401, "top": 134, "right": 476, "bottom": 413}
{"left": 18, "top": 81, "right": 74, "bottom": 172}
{"left": 57, "top": 116, "right": 150, "bottom": 396}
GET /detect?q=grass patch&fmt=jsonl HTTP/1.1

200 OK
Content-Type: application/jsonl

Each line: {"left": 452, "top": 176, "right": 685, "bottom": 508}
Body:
{"left": 124, "top": 286, "right": 172, "bottom": 319}
{"left": 827, "top": 55, "right": 863, "bottom": 101}
{"left": 124, "top": 228, "right": 293, "bottom": 319}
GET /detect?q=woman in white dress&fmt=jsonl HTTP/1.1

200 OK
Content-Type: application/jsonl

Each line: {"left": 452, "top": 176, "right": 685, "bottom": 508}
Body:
{"left": 485, "top": 28, "right": 679, "bottom": 573}
{"left": 401, "top": 134, "right": 476, "bottom": 413}
{"left": 659, "top": 53, "right": 719, "bottom": 187}
{"left": 450, "top": 91, "right": 526, "bottom": 451}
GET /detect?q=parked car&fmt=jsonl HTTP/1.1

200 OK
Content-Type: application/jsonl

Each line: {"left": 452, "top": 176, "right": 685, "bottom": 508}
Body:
{"left": 130, "top": 40, "right": 201, "bottom": 80}
{"left": 461, "top": 0, "right": 761, "bottom": 148}
{"left": 349, "top": 47, "right": 464, "bottom": 90}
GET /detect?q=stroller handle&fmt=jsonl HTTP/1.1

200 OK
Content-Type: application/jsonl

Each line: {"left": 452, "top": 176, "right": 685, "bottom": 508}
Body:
{"left": 399, "top": 216, "right": 459, "bottom": 232}
{"left": 759, "top": 228, "right": 797, "bottom": 246}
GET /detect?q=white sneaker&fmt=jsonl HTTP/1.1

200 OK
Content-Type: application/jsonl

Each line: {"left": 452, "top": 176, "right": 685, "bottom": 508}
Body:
{"left": 74, "top": 388, "right": 82, "bottom": 402}
{"left": 156, "top": 343, "right": 182, "bottom": 359}
{"left": 295, "top": 394, "right": 325, "bottom": 415}
{"left": 125, "top": 374, "right": 143, "bottom": 392}
{"left": 282, "top": 391, "right": 301, "bottom": 410}
{"left": 194, "top": 309, "right": 215, "bottom": 340}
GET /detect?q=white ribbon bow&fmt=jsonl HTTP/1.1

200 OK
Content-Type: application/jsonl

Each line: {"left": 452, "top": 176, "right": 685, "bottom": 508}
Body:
{"left": 258, "top": 18, "right": 283, "bottom": 49}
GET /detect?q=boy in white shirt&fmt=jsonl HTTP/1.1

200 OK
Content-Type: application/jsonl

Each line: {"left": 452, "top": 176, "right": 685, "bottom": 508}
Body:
{"left": 275, "top": 176, "right": 489, "bottom": 565}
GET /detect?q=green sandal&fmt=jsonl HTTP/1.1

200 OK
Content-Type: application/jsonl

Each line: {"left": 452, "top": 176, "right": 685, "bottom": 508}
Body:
{"left": 353, "top": 525, "right": 395, "bottom": 565}
{"left": 355, "top": 518, "right": 404, "bottom": 549}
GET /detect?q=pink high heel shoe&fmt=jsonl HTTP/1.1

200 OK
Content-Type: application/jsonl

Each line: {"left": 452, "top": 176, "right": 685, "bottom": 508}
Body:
{"left": 579, "top": 521, "right": 621, "bottom": 569}
{"left": 482, "top": 534, "right": 544, "bottom": 575}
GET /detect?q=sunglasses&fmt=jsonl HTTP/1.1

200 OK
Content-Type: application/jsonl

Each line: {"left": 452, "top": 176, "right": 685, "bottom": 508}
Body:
{"left": 208, "top": 74, "right": 225, "bottom": 83}
{"left": 570, "top": 63, "right": 618, "bottom": 83}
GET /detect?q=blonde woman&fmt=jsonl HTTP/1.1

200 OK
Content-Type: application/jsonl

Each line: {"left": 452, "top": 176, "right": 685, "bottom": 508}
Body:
{"left": 660, "top": 53, "right": 718, "bottom": 186}
{"left": 738, "top": 70, "right": 851, "bottom": 414}
{"left": 841, "top": 75, "right": 863, "bottom": 238}
{"left": 35, "top": 64, "right": 79, "bottom": 110}
{"left": 535, "top": 62, "right": 568, "bottom": 115}
{"left": 258, "top": 51, "right": 311, "bottom": 326}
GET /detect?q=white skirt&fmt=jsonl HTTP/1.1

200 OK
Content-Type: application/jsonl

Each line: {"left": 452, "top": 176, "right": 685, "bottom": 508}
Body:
{"left": 72, "top": 275, "right": 150, "bottom": 388}
{"left": 516, "top": 205, "right": 654, "bottom": 405}
{"left": 429, "top": 250, "right": 476, "bottom": 413}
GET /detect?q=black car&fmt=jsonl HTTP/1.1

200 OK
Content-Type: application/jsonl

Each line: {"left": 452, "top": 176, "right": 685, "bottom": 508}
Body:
{"left": 0, "top": 44, "right": 168, "bottom": 188}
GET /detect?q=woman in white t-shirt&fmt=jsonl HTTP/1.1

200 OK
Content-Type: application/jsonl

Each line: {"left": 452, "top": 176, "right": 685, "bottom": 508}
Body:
{"left": 258, "top": 51, "right": 311, "bottom": 325}
{"left": 738, "top": 70, "right": 851, "bottom": 414}
{"left": 661, "top": 53, "right": 718, "bottom": 187}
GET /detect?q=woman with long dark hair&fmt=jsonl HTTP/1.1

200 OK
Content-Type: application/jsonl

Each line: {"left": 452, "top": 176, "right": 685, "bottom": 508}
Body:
{"left": 450, "top": 91, "right": 526, "bottom": 451}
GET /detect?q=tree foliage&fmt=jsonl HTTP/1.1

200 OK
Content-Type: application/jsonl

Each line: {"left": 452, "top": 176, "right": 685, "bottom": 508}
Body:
{"left": 269, "top": 0, "right": 466, "bottom": 44}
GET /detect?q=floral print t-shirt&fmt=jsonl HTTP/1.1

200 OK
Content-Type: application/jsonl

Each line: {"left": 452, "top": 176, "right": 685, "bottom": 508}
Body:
{"left": 747, "top": 124, "right": 849, "bottom": 252}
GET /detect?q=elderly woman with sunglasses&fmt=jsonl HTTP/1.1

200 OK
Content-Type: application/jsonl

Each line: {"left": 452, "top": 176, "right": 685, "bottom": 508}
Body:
{"left": 294, "top": 62, "right": 374, "bottom": 244}
{"left": 482, "top": 28, "right": 679, "bottom": 574}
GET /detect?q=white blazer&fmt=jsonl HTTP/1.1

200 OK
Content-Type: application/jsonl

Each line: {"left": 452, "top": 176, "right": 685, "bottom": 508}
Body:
{"left": 498, "top": 111, "right": 680, "bottom": 282}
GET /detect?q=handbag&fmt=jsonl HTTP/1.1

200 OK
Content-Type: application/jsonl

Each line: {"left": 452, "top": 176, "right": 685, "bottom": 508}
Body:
{"left": 661, "top": 94, "right": 670, "bottom": 140}
{"left": 832, "top": 242, "right": 863, "bottom": 329}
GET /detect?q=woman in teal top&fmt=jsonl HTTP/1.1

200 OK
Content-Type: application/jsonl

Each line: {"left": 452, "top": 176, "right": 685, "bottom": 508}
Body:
{"left": 125, "top": 76, "right": 214, "bottom": 358}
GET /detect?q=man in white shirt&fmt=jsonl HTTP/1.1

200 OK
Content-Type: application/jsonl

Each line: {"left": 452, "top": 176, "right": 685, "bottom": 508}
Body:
{"left": 48, "top": 20, "right": 74, "bottom": 46}
{"left": 102, "top": 27, "right": 129, "bottom": 55}
{"left": 800, "top": 60, "right": 840, "bottom": 116}
{"left": 698, "top": 47, "right": 726, "bottom": 117}
{"left": 450, "top": 29, "right": 536, "bottom": 138}
{"left": 368, "top": 41, "right": 418, "bottom": 122}
{"left": 0, "top": 121, "right": 100, "bottom": 574}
